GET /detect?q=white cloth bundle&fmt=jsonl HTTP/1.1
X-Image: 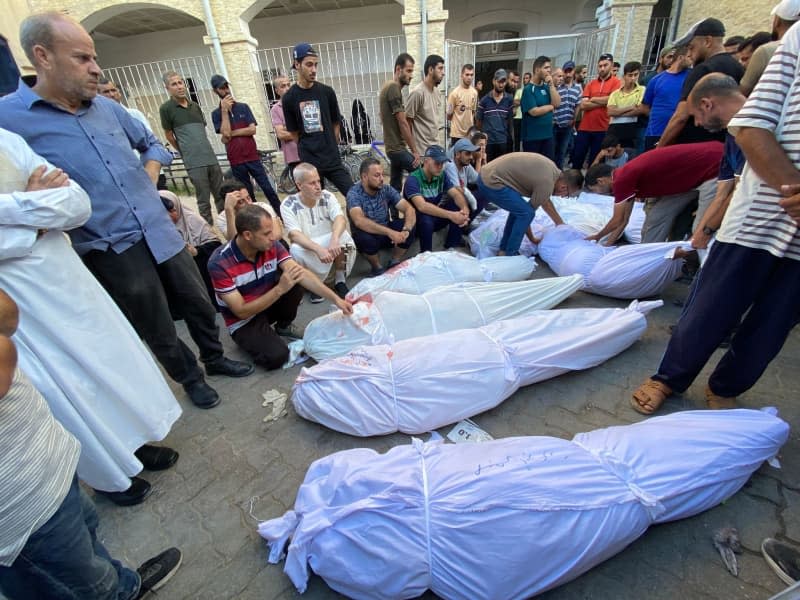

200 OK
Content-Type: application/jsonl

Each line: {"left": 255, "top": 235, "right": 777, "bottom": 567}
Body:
{"left": 467, "top": 209, "right": 539, "bottom": 259}
{"left": 345, "top": 251, "right": 535, "bottom": 302}
{"left": 294, "top": 300, "right": 657, "bottom": 436}
{"left": 538, "top": 226, "right": 688, "bottom": 299}
{"left": 303, "top": 276, "right": 584, "bottom": 360}
{"left": 259, "top": 408, "right": 788, "bottom": 599}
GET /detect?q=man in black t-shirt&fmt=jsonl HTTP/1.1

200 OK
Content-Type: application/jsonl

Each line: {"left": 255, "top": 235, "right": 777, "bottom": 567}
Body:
{"left": 282, "top": 43, "right": 354, "bottom": 195}
{"left": 658, "top": 18, "right": 745, "bottom": 146}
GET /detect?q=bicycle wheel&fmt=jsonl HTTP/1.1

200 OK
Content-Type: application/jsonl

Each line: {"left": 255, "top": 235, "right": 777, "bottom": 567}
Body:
{"left": 278, "top": 166, "right": 297, "bottom": 194}
{"left": 344, "top": 154, "right": 362, "bottom": 182}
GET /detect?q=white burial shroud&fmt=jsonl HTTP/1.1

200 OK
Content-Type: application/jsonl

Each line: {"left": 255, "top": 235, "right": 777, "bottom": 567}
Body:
{"left": 294, "top": 300, "right": 657, "bottom": 436}
{"left": 303, "top": 275, "right": 584, "bottom": 360}
{"left": 538, "top": 226, "right": 688, "bottom": 299}
{"left": 345, "top": 250, "right": 535, "bottom": 302}
{"left": 259, "top": 408, "right": 788, "bottom": 599}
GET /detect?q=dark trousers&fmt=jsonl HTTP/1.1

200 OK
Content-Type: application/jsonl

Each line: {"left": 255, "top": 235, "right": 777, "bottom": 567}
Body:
{"left": 231, "top": 160, "right": 281, "bottom": 216}
{"left": 653, "top": 241, "right": 800, "bottom": 397}
{"left": 83, "top": 240, "right": 222, "bottom": 385}
{"left": 513, "top": 119, "right": 522, "bottom": 152}
{"left": 0, "top": 476, "right": 140, "bottom": 600}
{"left": 486, "top": 142, "right": 508, "bottom": 163}
{"left": 644, "top": 136, "right": 660, "bottom": 152}
{"left": 571, "top": 130, "right": 606, "bottom": 169}
{"left": 351, "top": 218, "right": 415, "bottom": 255}
{"left": 387, "top": 149, "right": 416, "bottom": 192}
{"left": 553, "top": 125, "right": 573, "bottom": 168}
{"left": 522, "top": 137, "right": 555, "bottom": 162}
{"left": 231, "top": 284, "right": 304, "bottom": 370}
{"left": 317, "top": 162, "right": 353, "bottom": 196}
{"left": 416, "top": 199, "right": 465, "bottom": 252}
{"left": 193, "top": 240, "right": 223, "bottom": 310}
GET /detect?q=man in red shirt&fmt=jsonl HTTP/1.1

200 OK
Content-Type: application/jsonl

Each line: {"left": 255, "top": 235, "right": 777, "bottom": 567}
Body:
{"left": 570, "top": 53, "right": 621, "bottom": 169}
{"left": 585, "top": 141, "right": 724, "bottom": 244}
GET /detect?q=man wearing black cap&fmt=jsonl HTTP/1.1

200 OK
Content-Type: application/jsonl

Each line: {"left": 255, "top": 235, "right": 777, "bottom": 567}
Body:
{"left": 403, "top": 145, "right": 470, "bottom": 252}
{"left": 476, "top": 69, "right": 515, "bottom": 162}
{"left": 210, "top": 75, "right": 281, "bottom": 216}
{"left": 281, "top": 43, "right": 353, "bottom": 195}
{"left": 658, "top": 18, "right": 745, "bottom": 146}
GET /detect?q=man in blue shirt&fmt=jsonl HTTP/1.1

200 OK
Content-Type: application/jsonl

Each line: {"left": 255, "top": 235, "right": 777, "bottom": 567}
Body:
{"left": 347, "top": 158, "right": 417, "bottom": 275}
{"left": 476, "top": 69, "right": 514, "bottom": 162}
{"left": 0, "top": 13, "right": 253, "bottom": 414}
{"left": 641, "top": 46, "right": 690, "bottom": 151}
{"left": 402, "top": 145, "right": 469, "bottom": 252}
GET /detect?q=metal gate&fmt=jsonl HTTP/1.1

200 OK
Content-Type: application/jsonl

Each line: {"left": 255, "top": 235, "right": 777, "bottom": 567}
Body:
{"left": 103, "top": 54, "right": 226, "bottom": 154}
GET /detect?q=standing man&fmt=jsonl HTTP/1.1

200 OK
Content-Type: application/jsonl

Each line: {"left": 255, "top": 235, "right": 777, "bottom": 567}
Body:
{"left": 403, "top": 145, "right": 470, "bottom": 252}
{"left": 209, "top": 205, "right": 353, "bottom": 369}
{"left": 575, "top": 64, "right": 588, "bottom": 86}
{"left": 739, "top": 0, "right": 799, "bottom": 96}
{"left": 379, "top": 53, "right": 419, "bottom": 192}
{"left": 0, "top": 13, "right": 253, "bottom": 414}
{"left": 553, "top": 61, "right": 582, "bottom": 168}
{"left": 606, "top": 61, "right": 646, "bottom": 149}
{"left": 641, "top": 46, "right": 690, "bottom": 151}
{"left": 476, "top": 69, "right": 515, "bottom": 161}
{"left": 407, "top": 54, "right": 445, "bottom": 156}
{"left": 210, "top": 74, "right": 281, "bottom": 216}
{"left": 282, "top": 42, "right": 353, "bottom": 195}
{"left": 512, "top": 71, "right": 525, "bottom": 153}
{"left": 347, "top": 158, "right": 417, "bottom": 275}
{"left": 521, "top": 55, "right": 560, "bottom": 160}
{"left": 270, "top": 75, "right": 301, "bottom": 178}
{"left": 160, "top": 71, "right": 223, "bottom": 224}
{"left": 571, "top": 53, "right": 621, "bottom": 169}
{"left": 98, "top": 77, "right": 152, "bottom": 131}
{"left": 644, "top": 47, "right": 675, "bottom": 85}
{"left": 506, "top": 70, "right": 520, "bottom": 152}
{"left": 280, "top": 163, "right": 355, "bottom": 301}
{"left": 659, "top": 18, "right": 745, "bottom": 146}
{"left": 447, "top": 64, "right": 478, "bottom": 147}
{"left": 630, "top": 22, "right": 800, "bottom": 416}
{"left": 476, "top": 153, "right": 565, "bottom": 256}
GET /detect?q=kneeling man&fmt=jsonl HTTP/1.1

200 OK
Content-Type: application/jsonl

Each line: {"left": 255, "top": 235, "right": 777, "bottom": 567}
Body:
{"left": 208, "top": 205, "right": 353, "bottom": 369}
{"left": 281, "top": 163, "right": 355, "bottom": 301}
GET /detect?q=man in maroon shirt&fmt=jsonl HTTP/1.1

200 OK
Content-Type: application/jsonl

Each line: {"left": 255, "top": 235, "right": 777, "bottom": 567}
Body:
{"left": 586, "top": 141, "right": 724, "bottom": 244}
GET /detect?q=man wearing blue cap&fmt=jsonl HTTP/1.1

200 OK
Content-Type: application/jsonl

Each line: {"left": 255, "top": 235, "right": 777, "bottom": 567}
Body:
{"left": 281, "top": 43, "right": 353, "bottom": 195}
{"left": 403, "top": 145, "right": 470, "bottom": 252}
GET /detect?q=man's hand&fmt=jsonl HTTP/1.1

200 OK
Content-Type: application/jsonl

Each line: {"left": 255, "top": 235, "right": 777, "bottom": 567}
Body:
{"left": 780, "top": 184, "right": 800, "bottom": 225}
{"left": 186, "top": 243, "right": 198, "bottom": 257}
{"left": 388, "top": 229, "right": 409, "bottom": 245}
{"left": 690, "top": 228, "right": 712, "bottom": 249}
{"left": 327, "top": 237, "right": 343, "bottom": 259}
{"left": 26, "top": 165, "right": 69, "bottom": 191}
{"left": 585, "top": 233, "right": 600, "bottom": 242}
{"left": 334, "top": 298, "right": 354, "bottom": 315}
{"left": 221, "top": 95, "right": 235, "bottom": 112}
{"left": 449, "top": 210, "right": 469, "bottom": 227}
{"left": 411, "top": 152, "right": 421, "bottom": 168}
{"left": 315, "top": 245, "right": 336, "bottom": 263}
{"left": 224, "top": 190, "right": 244, "bottom": 211}
{"left": 276, "top": 262, "right": 305, "bottom": 294}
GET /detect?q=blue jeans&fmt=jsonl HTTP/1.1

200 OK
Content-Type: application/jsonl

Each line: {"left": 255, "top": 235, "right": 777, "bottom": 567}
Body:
{"left": 476, "top": 178, "right": 534, "bottom": 256}
{"left": 553, "top": 125, "right": 573, "bottom": 168}
{"left": 416, "top": 198, "right": 465, "bottom": 252}
{"left": 0, "top": 476, "right": 140, "bottom": 600}
{"left": 231, "top": 160, "right": 281, "bottom": 215}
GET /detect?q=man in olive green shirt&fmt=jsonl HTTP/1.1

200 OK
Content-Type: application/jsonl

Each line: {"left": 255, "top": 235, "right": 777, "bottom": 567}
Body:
{"left": 379, "top": 53, "right": 419, "bottom": 192}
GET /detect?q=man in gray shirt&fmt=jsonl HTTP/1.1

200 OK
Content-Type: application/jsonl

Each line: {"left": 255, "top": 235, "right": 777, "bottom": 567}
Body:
{"left": 160, "top": 71, "right": 223, "bottom": 224}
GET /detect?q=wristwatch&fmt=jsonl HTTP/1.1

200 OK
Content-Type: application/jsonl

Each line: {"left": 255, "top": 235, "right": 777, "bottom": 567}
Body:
{"left": 702, "top": 225, "right": 716, "bottom": 236}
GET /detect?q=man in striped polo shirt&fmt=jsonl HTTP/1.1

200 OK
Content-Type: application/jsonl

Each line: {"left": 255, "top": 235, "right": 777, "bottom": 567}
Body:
{"left": 208, "top": 204, "right": 353, "bottom": 370}
{"left": 553, "top": 62, "right": 582, "bottom": 168}
{"left": 631, "top": 21, "right": 800, "bottom": 416}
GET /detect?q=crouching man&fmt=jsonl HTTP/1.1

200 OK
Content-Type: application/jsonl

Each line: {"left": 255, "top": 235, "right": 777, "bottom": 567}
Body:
{"left": 208, "top": 205, "right": 353, "bottom": 369}
{"left": 346, "top": 158, "right": 417, "bottom": 276}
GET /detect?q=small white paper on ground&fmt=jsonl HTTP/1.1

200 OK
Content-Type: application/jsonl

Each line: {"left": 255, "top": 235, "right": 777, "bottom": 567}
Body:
{"left": 447, "top": 419, "right": 494, "bottom": 443}
{"left": 262, "top": 389, "right": 288, "bottom": 422}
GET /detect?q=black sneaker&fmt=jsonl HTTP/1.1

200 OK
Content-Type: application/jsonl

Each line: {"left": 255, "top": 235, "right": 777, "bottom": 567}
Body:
{"left": 334, "top": 282, "right": 349, "bottom": 299}
{"left": 205, "top": 356, "right": 254, "bottom": 378}
{"left": 136, "top": 547, "right": 182, "bottom": 598}
{"left": 275, "top": 323, "right": 304, "bottom": 340}
{"left": 309, "top": 292, "right": 324, "bottom": 303}
{"left": 762, "top": 538, "right": 800, "bottom": 585}
{"left": 367, "top": 266, "right": 385, "bottom": 278}
{"left": 183, "top": 380, "right": 220, "bottom": 409}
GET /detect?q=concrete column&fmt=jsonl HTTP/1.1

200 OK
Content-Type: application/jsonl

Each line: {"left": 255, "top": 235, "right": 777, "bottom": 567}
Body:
{"left": 596, "top": 0, "right": 658, "bottom": 65}
{"left": 401, "top": 0, "right": 448, "bottom": 85}
{"left": 206, "top": 34, "right": 276, "bottom": 150}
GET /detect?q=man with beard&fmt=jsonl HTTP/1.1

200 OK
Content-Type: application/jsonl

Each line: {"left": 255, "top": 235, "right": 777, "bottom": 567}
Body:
{"left": 210, "top": 74, "right": 281, "bottom": 215}
{"left": 739, "top": 0, "right": 799, "bottom": 96}
{"left": 282, "top": 42, "right": 353, "bottom": 195}
{"left": 379, "top": 53, "right": 419, "bottom": 191}
{"left": 476, "top": 69, "right": 515, "bottom": 161}
{"left": 571, "top": 53, "right": 621, "bottom": 169}
{"left": 407, "top": 54, "right": 445, "bottom": 155}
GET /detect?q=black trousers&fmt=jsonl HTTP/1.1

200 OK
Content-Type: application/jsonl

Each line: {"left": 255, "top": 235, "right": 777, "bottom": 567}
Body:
{"left": 387, "top": 150, "right": 416, "bottom": 193}
{"left": 316, "top": 162, "right": 354, "bottom": 196}
{"left": 231, "top": 284, "right": 304, "bottom": 370}
{"left": 82, "top": 240, "right": 223, "bottom": 385}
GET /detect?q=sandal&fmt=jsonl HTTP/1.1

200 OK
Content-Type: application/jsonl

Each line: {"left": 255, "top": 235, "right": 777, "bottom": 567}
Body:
{"left": 705, "top": 385, "right": 737, "bottom": 410}
{"left": 631, "top": 378, "right": 673, "bottom": 415}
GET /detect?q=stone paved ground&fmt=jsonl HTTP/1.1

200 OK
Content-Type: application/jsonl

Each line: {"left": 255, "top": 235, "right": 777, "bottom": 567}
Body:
{"left": 91, "top": 225, "right": 800, "bottom": 600}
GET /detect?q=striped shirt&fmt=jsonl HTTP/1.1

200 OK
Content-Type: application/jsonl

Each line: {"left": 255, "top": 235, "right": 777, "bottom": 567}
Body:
{"left": 1, "top": 368, "right": 80, "bottom": 566}
{"left": 720, "top": 22, "right": 800, "bottom": 260}
{"left": 554, "top": 82, "right": 582, "bottom": 127}
{"left": 208, "top": 238, "right": 292, "bottom": 333}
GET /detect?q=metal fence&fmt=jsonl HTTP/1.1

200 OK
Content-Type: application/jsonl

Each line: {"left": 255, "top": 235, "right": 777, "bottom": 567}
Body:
{"left": 252, "top": 35, "right": 406, "bottom": 146}
{"left": 103, "top": 54, "right": 225, "bottom": 154}
{"left": 574, "top": 25, "right": 618, "bottom": 72}
{"left": 642, "top": 17, "right": 673, "bottom": 72}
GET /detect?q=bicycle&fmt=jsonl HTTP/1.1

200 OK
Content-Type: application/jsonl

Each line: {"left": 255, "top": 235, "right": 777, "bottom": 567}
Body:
{"left": 258, "top": 149, "right": 296, "bottom": 194}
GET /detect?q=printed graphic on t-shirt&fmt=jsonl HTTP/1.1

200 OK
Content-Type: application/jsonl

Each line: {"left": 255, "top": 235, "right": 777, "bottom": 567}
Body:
{"left": 300, "top": 100, "right": 323, "bottom": 133}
